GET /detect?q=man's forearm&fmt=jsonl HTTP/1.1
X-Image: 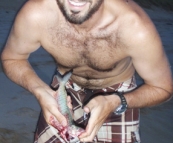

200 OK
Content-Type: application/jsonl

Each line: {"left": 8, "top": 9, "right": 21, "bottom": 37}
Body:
{"left": 125, "top": 84, "right": 172, "bottom": 108}
{"left": 2, "top": 59, "right": 50, "bottom": 96}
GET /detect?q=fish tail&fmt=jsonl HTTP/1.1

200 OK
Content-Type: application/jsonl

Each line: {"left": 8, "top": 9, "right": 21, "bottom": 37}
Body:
{"left": 55, "top": 70, "right": 72, "bottom": 85}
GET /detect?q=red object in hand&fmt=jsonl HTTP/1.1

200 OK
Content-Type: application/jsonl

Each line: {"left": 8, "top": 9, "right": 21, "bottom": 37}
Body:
{"left": 50, "top": 116, "right": 84, "bottom": 142}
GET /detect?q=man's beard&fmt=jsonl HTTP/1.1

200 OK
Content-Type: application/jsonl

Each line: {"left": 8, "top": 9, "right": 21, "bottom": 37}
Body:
{"left": 56, "top": 0, "right": 103, "bottom": 24}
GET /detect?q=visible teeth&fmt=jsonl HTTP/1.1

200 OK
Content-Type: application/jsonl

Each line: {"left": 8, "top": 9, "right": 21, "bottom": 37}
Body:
{"left": 69, "top": 0, "right": 86, "bottom": 6}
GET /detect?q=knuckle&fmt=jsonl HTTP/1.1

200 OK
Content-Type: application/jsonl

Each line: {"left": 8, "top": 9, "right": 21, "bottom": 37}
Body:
{"left": 48, "top": 105, "right": 55, "bottom": 111}
{"left": 50, "top": 106, "right": 59, "bottom": 113}
{"left": 45, "top": 117, "right": 51, "bottom": 124}
{"left": 85, "top": 133, "right": 90, "bottom": 137}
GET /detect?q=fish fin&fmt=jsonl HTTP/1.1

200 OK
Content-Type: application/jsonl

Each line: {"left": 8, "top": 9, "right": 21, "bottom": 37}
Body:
{"left": 55, "top": 70, "right": 72, "bottom": 85}
{"left": 62, "top": 70, "right": 72, "bottom": 84}
{"left": 55, "top": 71, "right": 63, "bottom": 83}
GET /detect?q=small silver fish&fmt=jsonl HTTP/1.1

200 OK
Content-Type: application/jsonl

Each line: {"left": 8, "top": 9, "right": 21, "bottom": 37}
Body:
{"left": 50, "top": 71, "right": 84, "bottom": 143}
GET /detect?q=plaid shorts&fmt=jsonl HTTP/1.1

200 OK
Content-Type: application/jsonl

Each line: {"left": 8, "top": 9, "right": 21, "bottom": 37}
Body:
{"left": 34, "top": 76, "right": 140, "bottom": 143}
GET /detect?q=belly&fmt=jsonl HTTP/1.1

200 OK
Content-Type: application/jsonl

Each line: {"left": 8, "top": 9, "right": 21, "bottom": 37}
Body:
{"left": 56, "top": 56, "right": 134, "bottom": 89}
{"left": 71, "top": 63, "right": 134, "bottom": 89}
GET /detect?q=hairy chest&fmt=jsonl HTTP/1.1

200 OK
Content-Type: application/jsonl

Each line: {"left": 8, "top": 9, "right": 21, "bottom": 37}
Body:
{"left": 43, "top": 25, "right": 126, "bottom": 71}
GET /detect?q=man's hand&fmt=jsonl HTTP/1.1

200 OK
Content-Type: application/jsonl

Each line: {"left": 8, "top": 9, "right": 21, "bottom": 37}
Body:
{"left": 36, "top": 87, "right": 72, "bottom": 127}
{"left": 79, "top": 94, "right": 120, "bottom": 142}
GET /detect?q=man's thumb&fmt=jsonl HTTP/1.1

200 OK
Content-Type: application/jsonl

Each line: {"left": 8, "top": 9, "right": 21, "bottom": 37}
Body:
{"left": 83, "top": 106, "right": 90, "bottom": 114}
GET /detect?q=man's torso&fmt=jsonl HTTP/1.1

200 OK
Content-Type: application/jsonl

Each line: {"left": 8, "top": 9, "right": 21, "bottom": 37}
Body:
{"left": 26, "top": 0, "right": 150, "bottom": 88}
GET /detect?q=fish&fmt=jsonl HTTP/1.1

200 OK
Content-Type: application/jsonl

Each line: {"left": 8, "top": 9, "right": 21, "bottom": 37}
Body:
{"left": 49, "top": 71, "right": 85, "bottom": 143}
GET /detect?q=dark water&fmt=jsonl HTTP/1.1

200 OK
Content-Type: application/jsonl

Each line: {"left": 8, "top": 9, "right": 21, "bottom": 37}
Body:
{"left": 139, "top": 8, "right": 173, "bottom": 143}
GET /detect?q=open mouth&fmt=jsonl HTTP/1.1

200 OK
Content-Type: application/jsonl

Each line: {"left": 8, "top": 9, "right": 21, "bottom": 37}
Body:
{"left": 68, "top": 0, "right": 87, "bottom": 7}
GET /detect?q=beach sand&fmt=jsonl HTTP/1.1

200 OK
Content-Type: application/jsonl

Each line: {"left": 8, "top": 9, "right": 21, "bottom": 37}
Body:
{"left": 0, "top": 0, "right": 173, "bottom": 143}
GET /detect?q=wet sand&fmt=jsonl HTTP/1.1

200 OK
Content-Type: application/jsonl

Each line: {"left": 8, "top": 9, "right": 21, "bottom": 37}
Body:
{"left": 0, "top": 1, "right": 173, "bottom": 143}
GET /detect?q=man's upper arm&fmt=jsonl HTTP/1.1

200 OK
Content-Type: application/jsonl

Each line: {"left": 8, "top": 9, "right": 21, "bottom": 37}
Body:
{"left": 125, "top": 18, "right": 172, "bottom": 93}
{"left": 1, "top": 1, "right": 42, "bottom": 61}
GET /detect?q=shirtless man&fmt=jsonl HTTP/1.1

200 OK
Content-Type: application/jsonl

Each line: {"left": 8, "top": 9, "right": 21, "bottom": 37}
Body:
{"left": 1, "top": 0, "right": 172, "bottom": 143}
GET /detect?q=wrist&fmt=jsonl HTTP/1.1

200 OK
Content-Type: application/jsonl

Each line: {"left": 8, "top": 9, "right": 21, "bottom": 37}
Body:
{"left": 114, "top": 92, "right": 128, "bottom": 115}
{"left": 105, "top": 94, "right": 121, "bottom": 112}
{"left": 33, "top": 85, "right": 54, "bottom": 100}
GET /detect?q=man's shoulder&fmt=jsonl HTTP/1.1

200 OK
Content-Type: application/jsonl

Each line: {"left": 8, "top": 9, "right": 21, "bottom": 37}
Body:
{"left": 106, "top": 1, "right": 154, "bottom": 36}
{"left": 16, "top": 0, "right": 57, "bottom": 25}
{"left": 112, "top": 1, "right": 160, "bottom": 52}
{"left": 119, "top": 7, "right": 156, "bottom": 43}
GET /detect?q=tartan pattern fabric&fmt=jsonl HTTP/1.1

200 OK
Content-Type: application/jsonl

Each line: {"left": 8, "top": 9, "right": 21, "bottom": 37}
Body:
{"left": 34, "top": 76, "right": 140, "bottom": 143}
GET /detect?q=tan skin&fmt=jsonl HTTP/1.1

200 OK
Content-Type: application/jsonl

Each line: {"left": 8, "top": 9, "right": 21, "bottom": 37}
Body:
{"left": 1, "top": 0, "right": 173, "bottom": 142}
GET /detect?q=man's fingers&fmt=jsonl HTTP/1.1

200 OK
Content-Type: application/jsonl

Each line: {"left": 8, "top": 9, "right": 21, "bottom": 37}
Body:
{"left": 79, "top": 115, "right": 99, "bottom": 141}
{"left": 49, "top": 106, "right": 67, "bottom": 126}
{"left": 67, "top": 96, "right": 73, "bottom": 109}
{"left": 80, "top": 126, "right": 97, "bottom": 142}
{"left": 79, "top": 108, "right": 98, "bottom": 137}
{"left": 79, "top": 99, "right": 98, "bottom": 138}
{"left": 83, "top": 106, "right": 90, "bottom": 114}
{"left": 80, "top": 97, "right": 106, "bottom": 141}
{"left": 83, "top": 98, "right": 96, "bottom": 114}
